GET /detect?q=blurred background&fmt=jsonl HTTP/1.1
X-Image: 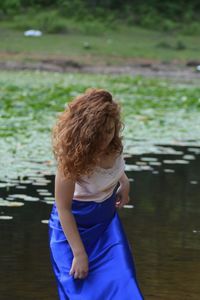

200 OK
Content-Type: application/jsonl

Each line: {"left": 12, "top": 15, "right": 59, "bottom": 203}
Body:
{"left": 0, "top": 1, "right": 200, "bottom": 299}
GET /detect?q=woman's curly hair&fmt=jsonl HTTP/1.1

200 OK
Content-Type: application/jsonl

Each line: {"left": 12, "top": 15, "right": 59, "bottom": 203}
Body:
{"left": 51, "top": 88, "right": 124, "bottom": 181}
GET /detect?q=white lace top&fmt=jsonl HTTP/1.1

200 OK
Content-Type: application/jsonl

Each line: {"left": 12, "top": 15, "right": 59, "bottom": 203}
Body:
{"left": 73, "top": 153, "right": 125, "bottom": 202}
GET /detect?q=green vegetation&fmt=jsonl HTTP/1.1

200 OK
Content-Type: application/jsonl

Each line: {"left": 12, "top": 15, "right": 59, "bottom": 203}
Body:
{"left": 1, "top": 1, "right": 200, "bottom": 34}
{"left": 1, "top": 24, "right": 200, "bottom": 64}
{"left": 0, "top": 70, "right": 200, "bottom": 180}
{"left": 1, "top": 2, "right": 200, "bottom": 64}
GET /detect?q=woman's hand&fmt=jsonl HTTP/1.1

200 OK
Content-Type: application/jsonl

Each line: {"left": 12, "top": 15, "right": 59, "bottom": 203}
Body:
{"left": 115, "top": 172, "right": 130, "bottom": 209}
{"left": 69, "top": 251, "right": 89, "bottom": 279}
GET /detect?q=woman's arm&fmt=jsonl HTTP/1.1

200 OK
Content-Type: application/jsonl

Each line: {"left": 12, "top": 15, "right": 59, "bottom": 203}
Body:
{"left": 55, "top": 168, "right": 86, "bottom": 257}
{"left": 115, "top": 171, "right": 130, "bottom": 208}
{"left": 119, "top": 171, "right": 130, "bottom": 189}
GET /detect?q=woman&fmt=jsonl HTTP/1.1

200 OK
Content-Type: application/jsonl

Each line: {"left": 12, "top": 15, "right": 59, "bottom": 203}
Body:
{"left": 48, "top": 88, "right": 144, "bottom": 299}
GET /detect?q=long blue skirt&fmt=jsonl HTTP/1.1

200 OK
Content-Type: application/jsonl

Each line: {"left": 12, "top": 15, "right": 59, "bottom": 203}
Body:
{"left": 48, "top": 188, "right": 144, "bottom": 300}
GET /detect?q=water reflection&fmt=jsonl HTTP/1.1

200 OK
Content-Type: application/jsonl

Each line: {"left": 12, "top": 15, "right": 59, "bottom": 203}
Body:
{"left": 0, "top": 145, "right": 200, "bottom": 299}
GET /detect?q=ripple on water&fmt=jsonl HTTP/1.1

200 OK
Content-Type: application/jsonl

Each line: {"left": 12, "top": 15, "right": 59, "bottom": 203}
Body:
{"left": 41, "top": 220, "right": 49, "bottom": 224}
{"left": 43, "top": 197, "right": 54, "bottom": 201}
{"left": 163, "top": 159, "right": 189, "bottom": 164}
{"left": 149, "top": 161, "right": 162, "bottom": 166}
{"left": 0, "top": 199, "right": 24, "bottom": 207}
{"left": 188, "top": 147, "right": 200, "bottom": 154}
{"left": 0, "top": 216, "right": 13, "bottom": 220}
{"left": 140, "top": 157, "right": 158, "bottom": 162}
{"left": 182, "top": 154, "right": 196, "bottom": 160}
{"left": 123, "top": 205, "right": 134, "bottom": 209}
{"left": 32, "top": 182, "right": 49, "bottom": 186}
{"left": 36, "top": 189, "right": 49, "bottom": 192}
{"left": 163, "top": 169, "right": 175, "bottom": 173}
{"left": 38, "top": 192, "right": 52, "bottom": 196}
{"left": 8, "top": 194, "right": 40, "bottom": 201}
{"left": 43, "top": 200, "right": 55, "bottom": 205}
{"left": 136, "top": 161, "right": 147, "bottom": 165}
{"left": 152, "top": 170, "right": 159, "bottom": 174}
{"left": 15, "top": 185, "right": 27, "bottom": 189}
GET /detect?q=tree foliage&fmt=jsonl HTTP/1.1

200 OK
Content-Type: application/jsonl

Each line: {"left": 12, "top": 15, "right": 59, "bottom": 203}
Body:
{"left": 1, "top": 0, "right": 200, "bottom": 25}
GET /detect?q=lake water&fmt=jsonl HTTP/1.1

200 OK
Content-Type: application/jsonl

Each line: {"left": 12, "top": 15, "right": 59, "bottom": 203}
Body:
{"left": 0, "top": 144, "right": 200, "bottom": 300}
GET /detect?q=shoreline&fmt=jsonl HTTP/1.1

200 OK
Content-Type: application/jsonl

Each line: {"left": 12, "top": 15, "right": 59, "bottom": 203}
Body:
{"left": 1, "top": 58, "right": 200, "bottom": 81}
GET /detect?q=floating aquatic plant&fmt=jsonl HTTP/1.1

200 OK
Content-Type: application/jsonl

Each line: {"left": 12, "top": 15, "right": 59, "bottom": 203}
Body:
{"left": 0, "top": 70, "right": 200, "bottom": 182}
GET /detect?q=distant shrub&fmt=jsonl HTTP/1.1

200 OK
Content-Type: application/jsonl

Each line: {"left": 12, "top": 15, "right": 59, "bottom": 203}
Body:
{"left": 175, "top": 40, "right": 186, "bottom": 50}
{"left": 156, "top": 40, "right": 186, "bottom": 50}
{"left": 181, "top": 22, "right": 200, "bottom": 36}
{"left": 34, "top": 11, "right": 68, "bottom": 33}
{"left": 161, "top": 19, "right": 177, "bottom": 32}
{"left": 12, "top": 14, "right": 35, "bottom": 30}
{"left": 0, "top": 0, "right": 21, "bottom": 14}
{"left": 58, "top": 0, "right": 88, "bottom": 19}
{"left": 1, "top": 1, "right": 200, "bottom": 36}
{"left": 13, "top": 10, "right": 68, "bottom": 33}
{"left": 138, "top": 11, "right": 161, "bottom": 29}
{"left": 79, "top": 20, "right": 106, "bottom": 35}
{"left": 156, "top": 41, "right": 173, "bottom": 49}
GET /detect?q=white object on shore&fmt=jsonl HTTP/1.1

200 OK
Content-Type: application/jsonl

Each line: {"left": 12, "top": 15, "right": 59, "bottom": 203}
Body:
{"left": 196, "top": 65, "right": 200, "bottom": 71}
{"left": 24, "top": 30, "right": 42, "bottom": 37}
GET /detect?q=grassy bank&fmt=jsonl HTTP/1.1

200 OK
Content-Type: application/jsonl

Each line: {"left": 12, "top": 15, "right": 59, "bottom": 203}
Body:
{"left": 0, "top": 10, "right": 200, "bottom": 65}
{"left": 1, "top": 27, "right": 200, "bottom": 65}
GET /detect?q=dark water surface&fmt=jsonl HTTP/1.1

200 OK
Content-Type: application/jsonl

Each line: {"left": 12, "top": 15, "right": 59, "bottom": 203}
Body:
{"left": 0, "top": 145, "right": 200, "bottom": 300}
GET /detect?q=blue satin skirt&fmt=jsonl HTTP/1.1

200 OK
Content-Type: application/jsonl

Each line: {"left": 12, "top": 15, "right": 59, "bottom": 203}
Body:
{"left": 48, "top": 188, "right": 144, "bottom": 300}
